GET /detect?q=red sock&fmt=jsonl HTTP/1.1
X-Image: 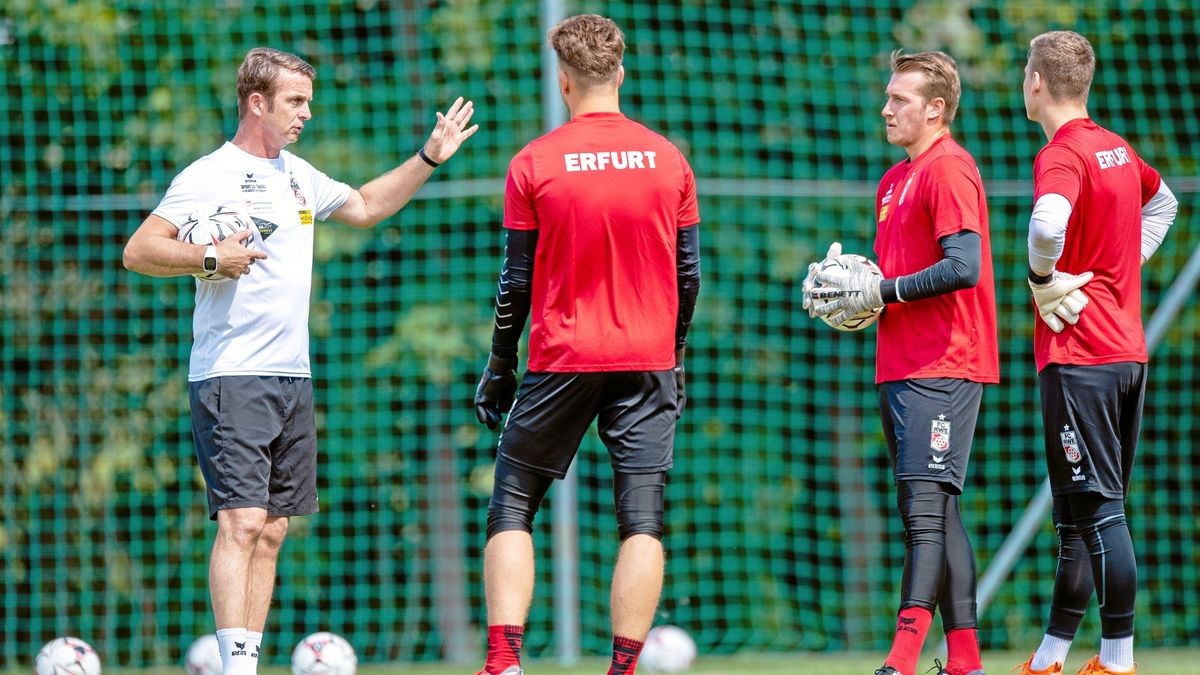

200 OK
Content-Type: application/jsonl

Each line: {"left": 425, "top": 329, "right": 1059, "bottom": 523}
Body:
{"left": 945, "top": 628, "right": 983, "bottom": 674}
{"left": 481, "top": 624, "right": 523, "bottom": 674}
{"left": 884, "top": 607, "right": 933, "bottom": 675}
{"left": 607, "top": 635, "right": 643, "bottom": 675}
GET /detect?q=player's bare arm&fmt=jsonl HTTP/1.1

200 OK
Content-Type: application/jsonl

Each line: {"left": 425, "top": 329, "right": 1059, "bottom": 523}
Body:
{"left": 123, "top": 213, "right": 267, "bottom": 278}
{"left": 332, "top": 97, "right": 479, "bottom": 228}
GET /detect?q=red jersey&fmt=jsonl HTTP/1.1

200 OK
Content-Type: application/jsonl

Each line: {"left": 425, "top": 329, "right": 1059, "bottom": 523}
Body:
{"left": 504, "top": 112, "right": 700, "bottom": 372}
{"left": 1031, "top": 118, "right": 1161, "bottom": 371}
{"left": 873, "top": 134, "right": 999, "bottom": 385}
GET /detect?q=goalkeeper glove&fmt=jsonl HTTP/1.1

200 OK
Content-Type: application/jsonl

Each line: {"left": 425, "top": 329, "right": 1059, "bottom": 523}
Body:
{"left": 812, "top": 256, "right": 884, "bottom": 327}
{"left": 1029, "top": 270, "right": 1093, "bottom": 333}
{"left": 673, "top": 348, "right": 686, "bottom": 419}
{"left": 802, "top": 241, "right": 843, "bottom": 318}
{"left": 474, "top": 353, "right": 518, "bottom": 429}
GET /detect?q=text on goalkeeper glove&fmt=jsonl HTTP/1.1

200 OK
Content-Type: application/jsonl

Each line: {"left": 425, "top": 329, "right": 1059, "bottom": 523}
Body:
{"left": 801, "top": 241, "right": 843, "bottom": 318}
{"left": 811, "top": 256, "right": 884, "bottom": 326}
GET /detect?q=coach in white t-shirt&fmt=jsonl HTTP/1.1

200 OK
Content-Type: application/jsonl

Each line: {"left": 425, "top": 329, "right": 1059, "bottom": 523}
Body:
{"left": 122, "top": 47, "right": 477, "bottom": 673}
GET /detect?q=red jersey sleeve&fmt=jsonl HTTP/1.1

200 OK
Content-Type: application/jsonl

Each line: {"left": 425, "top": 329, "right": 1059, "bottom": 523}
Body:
{"left": 924, "top": 156, "right": 984, "bottom": 240}
{"left": 503, "top": 149, "right": 538, "bottom": 231}
{"left": 1138, "top": 155, "right": 1162, "bottom": 206}
{"left": 677, "top": 151, "right": 700, "bottom": 227}
{"left": 1033, "top": 145, "right": 1083, "bottom": 206}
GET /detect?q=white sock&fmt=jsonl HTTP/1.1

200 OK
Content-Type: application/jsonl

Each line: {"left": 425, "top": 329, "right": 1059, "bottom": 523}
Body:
{"left": 216, "top": 627, "right": 252, "bottom": 675}
{"left": 245, "top": 631, "right": 263, "bottom": 669}
{"left": 1100, "top": 636, "right": 1134, "bottom": 671}
{"left": 1031, "top": 634, "right": 1072, "bottom": 671}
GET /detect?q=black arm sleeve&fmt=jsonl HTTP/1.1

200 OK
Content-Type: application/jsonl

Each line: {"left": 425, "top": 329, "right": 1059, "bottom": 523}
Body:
{"left": 676, "top": 225, "right": 701, "bottom": 350}
{"left": 880, "top": 230, "right": 981, "bottom": 304}
{"left": 490, "top": 229, "right": 538, "bottom": 359}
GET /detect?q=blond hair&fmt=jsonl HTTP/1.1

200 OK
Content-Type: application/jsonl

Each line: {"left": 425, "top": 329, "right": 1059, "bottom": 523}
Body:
{"left": 547, "top": 14, "right": 625, "bottom": 86}
{"left": 236, "top": 47, "right": 316, "bottom": 118}
{"left": 1028, "top": 31, "right": 1095, "bottom": 104}
{"left": 890, "top": 50, "right": 962, "bottom": 125}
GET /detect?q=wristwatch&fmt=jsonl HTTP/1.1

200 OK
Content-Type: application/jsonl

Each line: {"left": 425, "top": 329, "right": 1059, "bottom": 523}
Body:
{"left": 203, "top": 245, "right": 218, "bottom": 273}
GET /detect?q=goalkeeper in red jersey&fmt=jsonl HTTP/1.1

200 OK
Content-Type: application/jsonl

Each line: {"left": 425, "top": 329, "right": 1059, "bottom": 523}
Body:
{"left": 471, "top": 14, "right": 701, "bottom": 675}
{"left": 807, "top": 50, "right": 998, "bottom": 675}
{"left": 1012, "top": 31, "right": 1177, "bottom": 675}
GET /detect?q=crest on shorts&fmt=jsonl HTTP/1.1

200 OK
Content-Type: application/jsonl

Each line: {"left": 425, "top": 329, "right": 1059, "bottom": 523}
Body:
{"left": 930, "top": 415, "right": 951, "bottom": 453}
{"left": 1061, "top": 427, "right": 1082, "bottom": 464}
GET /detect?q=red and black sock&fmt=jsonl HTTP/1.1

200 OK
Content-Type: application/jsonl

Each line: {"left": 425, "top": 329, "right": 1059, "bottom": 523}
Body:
{"left": 607, "top": 635, "right": 644, "bottom": 675}
{"left": 884, "top": 606, "right": 933, "bottom": 675}
{"left": 482, "top": 624, "right": 523, "bottom": 674}
{"left": 945, "top": 627, "right": 983, "bottom": 674}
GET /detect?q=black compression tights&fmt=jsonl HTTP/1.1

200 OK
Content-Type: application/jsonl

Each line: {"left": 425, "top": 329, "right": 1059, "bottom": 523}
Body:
{"left": 1047, "top": 493, "right": 1137, "bottom": 639}
{"left": 896, "top": 480, "right": 977, "bottom": 628}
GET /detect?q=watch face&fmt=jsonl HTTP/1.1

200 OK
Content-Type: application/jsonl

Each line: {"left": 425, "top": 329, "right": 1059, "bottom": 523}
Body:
{"left": 203, "top": 256, "right": 218, "bottom": 272}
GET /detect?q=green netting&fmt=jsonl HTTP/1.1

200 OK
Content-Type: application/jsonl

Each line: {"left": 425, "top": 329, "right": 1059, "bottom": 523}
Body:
{"left": 2, "top": 0, "right": 1198, "bottom": 667}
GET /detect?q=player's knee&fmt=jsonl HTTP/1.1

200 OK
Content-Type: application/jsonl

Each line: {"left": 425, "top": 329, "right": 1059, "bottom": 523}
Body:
{"left": 614, "top": 471, "right": 666, "bottom": 541}
{"left": 896, "top": 480, "right": 951, "bottom": 543}
{"left": 485, "top": 458, "right": 554, "bottom": 542}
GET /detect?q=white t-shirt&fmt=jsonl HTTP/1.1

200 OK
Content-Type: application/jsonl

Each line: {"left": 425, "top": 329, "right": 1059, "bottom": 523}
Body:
{"left": 153, "top": 142, "right": 351, "bottom": 381}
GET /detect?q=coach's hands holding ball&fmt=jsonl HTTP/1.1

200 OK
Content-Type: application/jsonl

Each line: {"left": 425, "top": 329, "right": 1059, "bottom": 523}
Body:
{"left": 474, "top": 353, "right": 518, "bottom": 430}
{"left": 217, "top": 230, "right": 268, "bottom": 279}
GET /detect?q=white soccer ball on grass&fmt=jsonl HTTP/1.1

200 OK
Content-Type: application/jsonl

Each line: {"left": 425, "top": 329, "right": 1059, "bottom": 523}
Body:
{"left": 291, "top": 631, "right": 357, "bottom": 675}
{"left": 34, "top": 636, "right": 102, "bottom": 675}
{"left": 183, "top": 634, "right": 222, "bottom": 675}
{"left": 640, "top": 624, "right": 697, "bottom": 673}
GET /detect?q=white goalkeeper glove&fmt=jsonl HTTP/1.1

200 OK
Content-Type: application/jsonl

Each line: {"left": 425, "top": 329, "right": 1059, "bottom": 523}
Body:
{"left": 813, "top": 256, "right": 884, "bottom": 327}
{"left": 1028, "top": 270, "right": 1094, "bottom": 333}
{"left": 802, "top": 241, "right": 842, "bottom": 318}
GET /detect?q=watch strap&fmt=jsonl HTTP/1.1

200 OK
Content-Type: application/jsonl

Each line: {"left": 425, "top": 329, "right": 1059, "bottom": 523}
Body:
{"left": 203, "top": 244, "right": 218, "bottom": 272}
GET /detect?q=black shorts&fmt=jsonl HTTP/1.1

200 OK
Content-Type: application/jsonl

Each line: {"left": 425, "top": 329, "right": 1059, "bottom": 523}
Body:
{"left": 1039, "top": 362, "right": 1146, "bottom": 499}
{"left": 878, "top": 378, "right": 984, "bottom": 494}
{"left": 189, "top": 375, "right": 320, "bottom": 520}
{"left": 497, "top": 370, "right": 679, "bottom": 479}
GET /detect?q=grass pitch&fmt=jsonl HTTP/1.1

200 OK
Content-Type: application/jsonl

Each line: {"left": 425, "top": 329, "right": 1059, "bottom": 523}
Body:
{"left": 58, "top": 647, "right": 1200, "bottom": 674}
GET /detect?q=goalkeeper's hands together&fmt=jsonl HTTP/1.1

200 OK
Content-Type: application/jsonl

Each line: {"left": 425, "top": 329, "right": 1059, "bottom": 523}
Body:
{"left": 1028, "top": 270, "right": 1094, "bottom": 333}
{"left": 802, "top": 242, "right": 842, "bottom": 318}
{"left": 474, "top": 353, "right": 518, "bottom": 429}
{"left": 812, "top": 257, "right": 884, "bottom": 328}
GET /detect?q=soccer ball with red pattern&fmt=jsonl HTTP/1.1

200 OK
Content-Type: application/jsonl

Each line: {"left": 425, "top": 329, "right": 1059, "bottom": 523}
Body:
{"left": 34, "top": 637, "right": 102, "bottom": 675}
{"left": 291, "top": 632, "right": 356, "bottom": 675}
{"left": 176, "top": 203, "right": 255, "bottom": 281}
{"left": 639, "top": 625, "right": 696, "bottom": 673}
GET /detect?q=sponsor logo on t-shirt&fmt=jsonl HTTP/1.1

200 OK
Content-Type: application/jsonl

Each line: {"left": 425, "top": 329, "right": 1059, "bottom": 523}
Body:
{"left": 563, "top": 150, "right": 658, "bottom": 172}
{"left": 240, "top": 175, "right": 267, "bottom": 193}
{"left": 1095, "top": 146, "right": 1131, "bottom": 169}
{"left": 879, "top": 182, "right": 895, "bottom": 222}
